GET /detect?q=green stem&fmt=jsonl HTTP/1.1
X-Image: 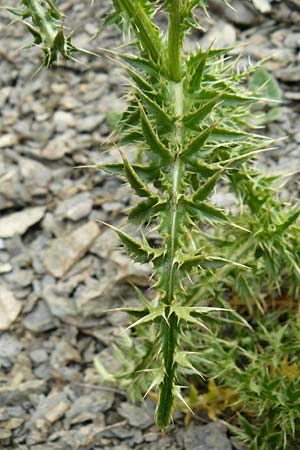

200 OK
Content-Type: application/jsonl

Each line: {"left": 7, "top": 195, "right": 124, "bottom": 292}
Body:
{"left": 118, "top": 0, "right": 162, "bottom": 63}
{"left": 156, "top": 80, "right": 184, "bottom": 428}
{"left": 23, "top": 0, "right": 57, "bottom": 45}
{"left": 167, "top": 0, "right": 182, "bottom": 82}
{"left": 156, "top": 313, "right": 178, "bottom": 428}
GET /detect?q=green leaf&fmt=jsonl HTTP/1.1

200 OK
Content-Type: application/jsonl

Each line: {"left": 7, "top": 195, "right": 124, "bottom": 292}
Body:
{"left": 117, "top": 53, "right": 159, "bottom": 78}
{"left": 183, "top": 92, "right": 225, "bottom": 129}
{"left": 187, "top": 161, "right": 223, "bottom": 177}
{"left": 117, "top": 0, "right": 162, "bottom": 63}
{"left": 119, "top": 101, "right": 140, "bottom": 128}
{"left": 170, "top": 305, "right": 212, "bottom": 331}
{"left": 182, "top": 123, "right": 218, "bottom": 158}
{"left": 119, "top": 130, "right": 143, "bottom": 145}
{"left": 174, "top": 352, "right": 202, "bottom": 377}
{"left": 3, "top": 6, "right": 28, "bottom": 17}
{"left": 81, "top": 162, "right": 160, "bottom": 184}
{"left": 128, "top": 71, "right": 156, "bottom": 97}
{"left": 119, "top": 150, "right": 155, "bottom": 198}
{"left": 276, "top": 207, "right": 300, "bottom": 235}
{"left": 183, "top": 199, "right": 228, "bottom": 223}
{"left": 100, "top": 222, "right": 153, "bottom": 264}
{"left": 106, "top": 111, "right": 122, "bottom": 130}
{"left": 129, "top": 198, "right": 165, "bottom": 224}
{"left": 140, "top": 105, "right": 173, "bottom": 163}
{"left": 127, "top": 305, "right": 165, "bottom": 329}
{"left": 189, "top": 45, "right": 210, "bottom": 92}
{"left": 116, "top": 58, "right": 157, "bottom": 95}
{"left": 94, "top": 356, "right": 116, "bottom": 383}
{"left": 211, "top": 127, "right": 248, "bottom": 142}
{"left": 137, "top": 88, "right": 174, "bottom": 133}
{"left": 192, "top": 171, "right": 222, "bottom": 202}
{"left": 197, "top": 89, "right": 260, "bottom": 106}
{"left": 177, "top": 254, "right": 248, "bottom": 272}
{"left": 249, "top": 69, "right": 282, "bottom": 101}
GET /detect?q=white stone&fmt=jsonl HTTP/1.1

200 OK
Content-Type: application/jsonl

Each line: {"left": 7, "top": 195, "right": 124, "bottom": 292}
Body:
{"left": 0, "top": 207, "right": 46, "bottom": 238}
{"left": 43, "top": 221, "right": 100, "bottom": 278}
{"left": 0, "top": 286, "right": 22, "bottom": 331}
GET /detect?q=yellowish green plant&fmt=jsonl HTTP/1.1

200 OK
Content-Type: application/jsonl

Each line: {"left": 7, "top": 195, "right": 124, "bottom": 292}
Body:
{"left": 5, "top": 0, "right": 300, "bottom": 446}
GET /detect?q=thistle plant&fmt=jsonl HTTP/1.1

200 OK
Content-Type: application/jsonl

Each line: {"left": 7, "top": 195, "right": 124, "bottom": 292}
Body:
{"left": 6, "top": 0, "right": 300, "bottom": 440}
{"left": 3, "top": 0, "right": 94, "bottom": 70}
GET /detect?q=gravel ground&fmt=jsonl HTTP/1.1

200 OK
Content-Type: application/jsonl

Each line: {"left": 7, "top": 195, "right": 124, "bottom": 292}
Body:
{"left": 0, "top": 1, "right": 300, "bottom": 449}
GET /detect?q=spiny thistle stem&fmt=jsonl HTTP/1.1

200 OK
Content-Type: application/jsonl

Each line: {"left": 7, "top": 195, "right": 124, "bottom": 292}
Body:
{"left": 23, "top": 0, "right": 58, "bottom": 45}
{"left": 156, "top": 79, "right": 184, "bottom": 427}
{"left": 167, "top": 0, "right": 182, "bottom": 82}
{"left": 156, "top": 313, "right": 178, "bottom": 427}
{"left": 117, "top": 0, "right": 162, "bottom": 63}
{"left": 168, "top": 81, "right": 184, "bottom": 306}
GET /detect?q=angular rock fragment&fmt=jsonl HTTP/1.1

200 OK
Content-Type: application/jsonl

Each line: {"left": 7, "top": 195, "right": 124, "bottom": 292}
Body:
{"left": 0, "top": 286, "right": 22, "bottom": 331}
{"left": 118, "top": 402, "right": 154, "bottom": 430}
{"left": 0, "top": 207, "right": 46, "bottom": 238}
{"left": 32, "top": 392, "right": 71, "bottom": 426}
{"left": 66, "top": 391, "right": 114, "bottom": 424}
{"left": 23, "top": 300, "right": 58, "bottom": 333}
{"left": 0, "top": 333, "right": 22, "bottom": 366}
{"left": 55, "top": 192, "right": 93, "bottom": 222}
{"left": 0, "top": 134, "right": 18, "bottom": 148}
{"left": 0, "top": 380, "right": 47, "bottom": 406}
{"left": 43, "top": 221, "right": 100, "bottom": 278}
{"left": 41, "top": 136, "right": 70, "bottom": 160}
{"left": 184, "top": 421, "right": 232, "bottom": 450}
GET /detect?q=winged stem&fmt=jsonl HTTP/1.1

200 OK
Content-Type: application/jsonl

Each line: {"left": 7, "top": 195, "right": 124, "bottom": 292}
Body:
{"left": 156, "top": 76, "right": 185, "bottom": 428}
{"left": 23, "top": 0, "right": 57, "bottom": 45}
{"left": 167, "top": 0, "right": 182, "bottom": 82}
{"left": 117, "top": 0, "right": 162, "bottom": 64}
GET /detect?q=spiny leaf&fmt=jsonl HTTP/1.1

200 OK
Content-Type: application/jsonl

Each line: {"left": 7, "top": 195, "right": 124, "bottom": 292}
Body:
{"left": 177, "top": 254, "right": 248, "bottom": 272}
{"left": 6, "top": 0, "right": 95, "bottom": 69}
{"left": 187, "top": 160, "right": 223, "bottom": 177}
{"left": 175, "top": 352, "right": 203, "bottom": 377}
{"left": 189, "top": 44, "right": 211, "bottom": 92}
{"left": 112, "top": 56, "right": 157, "bottom": 95}
{"left": 144, "top": 371, "right": 165, "bottom": 399}
{"left": 192, "top": 171, "right": 221, "bottom": 202}
{"left": 129, "top": 198, "right": 165, "bottom": 225}
{"left": 119, "top": 149, "right": 156, "bottom": 198}
{"left": 126, "top": 305, "right": 165, "bottom": 329}
{"left": 116, "top": 52, "right": 159, "bottom": 78}
{"left": 94, "top": 356, "right": 116, "bottom": 383}
{"left": 187, "top": 46, "right": 233, "bottom": 69}
{"left": 117, "top": 0, "right": 163, "bottom": 63}
{"left": 211, "top": 127, "right": 248, "bottom": 142}
{"left": 139, "top": 104, "right": 173, "bottom": 163}
{"left": 196, "top": 89, "right": 261, "bottom": 106}
{"left": 181, "top": 123, "right": 218, "bottom": 159}
{"left": 170, "top": 305, "right": 212, "bottom": 331}
{"left": 275, "top": 207, "right": 300, "bottom": 235}
{"left": 137, "top": 88, "right": 174, "bottom": 133}
{"left": 100, "top": 222, "right": 154, "bottom": 264}
{"left": 119, "top": 130, "right": 144, "bottom": 145}
{"left": 183, "top": 199, "right": 228, "bottom": 223}
{"left": 78, "top": 162, "right": 160, "bottom": 184}
{"left": 183, "top": 92, "right": 225, "bottom": 129}
{"left": 126, "top": 67, "right": 157, "bottom": 96}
